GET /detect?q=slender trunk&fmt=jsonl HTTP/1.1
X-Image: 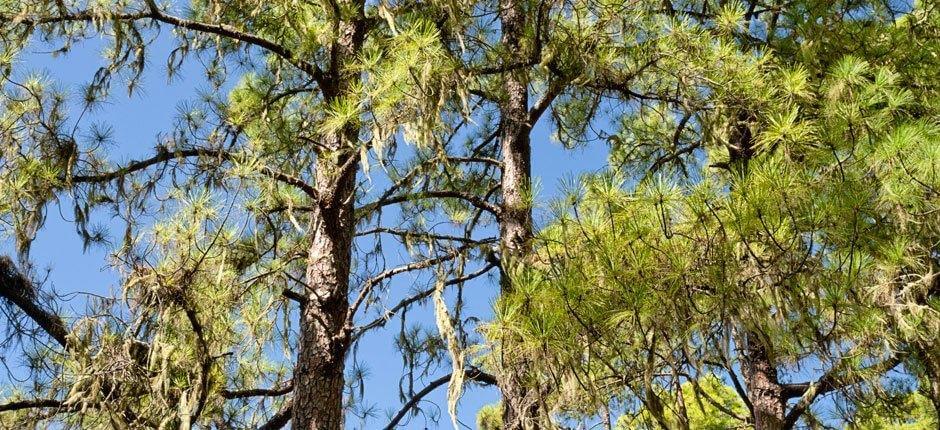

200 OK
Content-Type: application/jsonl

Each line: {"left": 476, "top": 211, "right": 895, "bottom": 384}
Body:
{"left": 292, "top": 13, "right": 364, "bottom": 430}
{"left": 922, "top": 266, "right": 940, "bottom": 417}
{"left": 917, "top": 343, "right": 940, "bottom": 420}
{"left": 729, "top": 112, "right": 785, "bottom": 430}
{"left": 497, "top": 0, "right": 538, "bottom": 427}
{"left": 742, "top": 335, "right": 785, "bottom": 430}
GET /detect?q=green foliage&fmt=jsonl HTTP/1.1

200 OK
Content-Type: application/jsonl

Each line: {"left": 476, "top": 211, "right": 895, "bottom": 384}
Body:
{"left": 616, "top": 376, "right": 749, "bottom": 430}
{"left": 849, "top": 392, "right": 939, "bottom": 430}
{"left": 486, "top": 1, "right": 940, "bottom": 427}
{"left": 476, "top": 402, "right": 502, "bottom": 430}
{"left": 1, "top": 0, "right": 938, "bottom": 428}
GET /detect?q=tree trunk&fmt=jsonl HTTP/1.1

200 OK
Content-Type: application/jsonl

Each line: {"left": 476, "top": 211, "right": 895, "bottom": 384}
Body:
{"left": 292, "top": 13, "right": 364, "bottom": 430}
{"left": 728, "top": 108, "right": 786, "bottom": 430}
{"left": 497, "top": 0, "right": 538, "bottom": 427}
{"left": 917, "top": 343, "right": 940, "bottom": 421}
{"left": 292, "top": 154, "right": 355, "bottom": 430}
{"left": 742, "top": 335, "right": 786, "bottom": 430}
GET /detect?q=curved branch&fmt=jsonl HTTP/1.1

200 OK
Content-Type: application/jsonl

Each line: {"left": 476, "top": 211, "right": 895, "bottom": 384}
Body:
{"left": 357, "top": 190, "right": 501, "bottom": 219}
{"left": 353, "top": 262, "right": 496, "bottom": 340}
{"left": 383, "top": 367, "right": 497, "bottom": 430}
{"left": 347, "top": 244, "right": 481, "bottom": 322}
{"left": 782, "top": 354, "right": 905, "bottom": 429}
{"left": 257, "top": 399, "right": 293, "bottom": 430}
{"left": 5, "top": 6, "right": 324, "bottom": 84}
{"left": 356, "top": 228, "right": 495, "bottom": 245}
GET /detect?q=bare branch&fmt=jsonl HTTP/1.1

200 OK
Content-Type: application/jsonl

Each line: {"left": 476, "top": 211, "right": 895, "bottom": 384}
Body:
{"left": 528, "top": 78, "right": 566, "bottom": 126}
{"left": 257, "top": 399, "right": 293, "bottom": 430}
{"left": 347, "top": 244, "right": 480, "bottom": 322}
{"left": 222, "top": 381, "right": 293, "bottom": 399}
{"left": 383, "top": 367, "right": 496, "bottom": 430}
{"left": 352, "top": 263, "right": 497, "bottom": 340}
{"left": 0, "top": 398, "right": 63, "bottom": 413}
{"left": 356, "top": 227, "right": 495, "bottom": 245}
{"left": 357, "top": 190, "right": 501, "bottom": 219}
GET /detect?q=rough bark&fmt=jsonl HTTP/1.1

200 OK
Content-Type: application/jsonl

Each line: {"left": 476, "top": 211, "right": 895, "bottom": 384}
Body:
{"left": 496, "top": 0, "right": 539, "bottom": 427}
{"left": 291, "top": 12, "right": 365, "bottom": 430}
{"left": 742, "top": 335, "right": 785, "bottom": 430}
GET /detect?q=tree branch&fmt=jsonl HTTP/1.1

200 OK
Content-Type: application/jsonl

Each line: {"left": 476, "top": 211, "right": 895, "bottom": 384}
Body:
{"left": 528, "top": 78, "right": 566, "bottom": 126}
{"left": 257, "top": 399, "right": 293, "bottom": 430}
{"left": 5, "top": 5, "right": 325, "bottom": 84}
{"left": 67, "top": 148, "right": 319, "bottom": 200}
{"left": 356, "top": 227, "right": 495, "bottom": 245}
{"left": 352, "top": 262, "right": 496, "bottom": 340}
{"left": 0, "top": 257, "right": 69, "bottom": 348}
{"left": 221, "top": 380, "right": 293, "bottom": 399}
{"left": 782, "top": 354, "right": 905, "bottom": 429}
{"left": 0, "top": 398, "right": 63, "bottom": 413}
{"left": 347, "top": 244, "right": 481, "bottom": 322}
{"left": 357, "top": 190, "right": 501, "bottom": 219}
{"left": 383, "top": 367, "right": 496, "bottom": 430}
{"left": 67, "top": 148, "right": 223, "bottom": 184}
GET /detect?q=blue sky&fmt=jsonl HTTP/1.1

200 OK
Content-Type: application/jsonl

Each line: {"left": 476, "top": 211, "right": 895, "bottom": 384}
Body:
{"left": 4, "top": 27, "right": 612, "bottom": 428}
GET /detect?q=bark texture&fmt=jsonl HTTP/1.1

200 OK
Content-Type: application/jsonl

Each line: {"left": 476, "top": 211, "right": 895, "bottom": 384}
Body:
{"left": 742, "top": 335, "right": 785, "bottom": 430}
{"left": 497, "top": 0, "right": 539, "bottom": 427}
{"left": 292, "top": 12, "right": 365, "bottom": 430}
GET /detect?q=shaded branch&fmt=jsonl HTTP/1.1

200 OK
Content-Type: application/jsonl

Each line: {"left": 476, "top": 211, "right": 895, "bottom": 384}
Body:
{"left": 282, "top": 289, "right": 307, "bottom": 307}
{"left": 0, "top": 398, "right": 63, "bottom": 413}
{"left": 257, "top": 399, "right": 293, "bottom": 430}
{"left": 0, "top": 257, "right": 69, "bottom": 348}
{"left": 221, "top": 380, "right": 293, "bottom": 399}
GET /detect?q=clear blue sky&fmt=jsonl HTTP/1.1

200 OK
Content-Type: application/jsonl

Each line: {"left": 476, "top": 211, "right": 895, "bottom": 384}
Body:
{"left": 5, "top": 28, "right": 611, "bottom": 429}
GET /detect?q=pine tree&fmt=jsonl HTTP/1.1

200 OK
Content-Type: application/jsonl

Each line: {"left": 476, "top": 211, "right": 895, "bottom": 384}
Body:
{"left": 0, "top": 0, "right": 501, "bottom": 428}
{"left": 491, "top": 1, "right": 939, "bottom": 429}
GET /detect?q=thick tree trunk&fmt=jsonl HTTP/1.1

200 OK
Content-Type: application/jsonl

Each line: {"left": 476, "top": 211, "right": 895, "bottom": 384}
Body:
{"left": 742, "top": 335, "right": 786, "bottom": 430}
{"left": 497, "top": 0, "right": 538, "bottom": 427}
{"left": 292, "top": 14, "right": 364, "bottom": 430}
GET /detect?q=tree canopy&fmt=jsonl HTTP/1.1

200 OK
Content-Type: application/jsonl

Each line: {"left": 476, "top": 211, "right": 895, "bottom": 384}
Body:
{"left": 0, "top": 0, "right": 937, "bottom": 429}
